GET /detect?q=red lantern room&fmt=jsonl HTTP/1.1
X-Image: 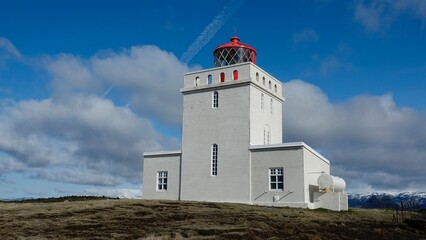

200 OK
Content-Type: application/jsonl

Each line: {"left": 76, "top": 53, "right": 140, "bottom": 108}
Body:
{"left": 213, "top": 36, "right": 257, "bottom": 68}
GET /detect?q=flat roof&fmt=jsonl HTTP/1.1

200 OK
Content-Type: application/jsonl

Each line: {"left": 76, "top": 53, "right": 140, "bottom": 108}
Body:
{"left": 143, "top": 150, "right": 182, "bottom": 157}
{"left": 249, "top": 142, "right": 330, "bottom": 164}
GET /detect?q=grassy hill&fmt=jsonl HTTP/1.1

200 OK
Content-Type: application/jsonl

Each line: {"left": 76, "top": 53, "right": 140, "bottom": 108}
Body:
{"left": 0, "top": 198, "right": 424, "bottom": 239}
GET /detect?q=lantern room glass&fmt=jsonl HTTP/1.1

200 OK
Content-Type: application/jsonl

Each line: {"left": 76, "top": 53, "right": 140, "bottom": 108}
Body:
{"left": 213, "top": 47, "right": 256, "bottom": 67}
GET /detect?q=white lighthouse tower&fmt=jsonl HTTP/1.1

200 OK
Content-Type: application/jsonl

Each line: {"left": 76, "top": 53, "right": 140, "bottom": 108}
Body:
{"left": 143, "top": 36, "right": 348, "bottom": 211}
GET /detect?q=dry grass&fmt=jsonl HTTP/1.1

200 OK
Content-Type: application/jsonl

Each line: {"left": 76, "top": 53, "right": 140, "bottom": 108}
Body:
{"left": 0, "top": 199, "right": 424, "bottom": 239}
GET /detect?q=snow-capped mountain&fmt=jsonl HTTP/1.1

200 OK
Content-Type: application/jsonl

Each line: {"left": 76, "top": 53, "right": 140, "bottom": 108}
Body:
{"left": 348, "top": 192, "right": 426, "bottom": 208}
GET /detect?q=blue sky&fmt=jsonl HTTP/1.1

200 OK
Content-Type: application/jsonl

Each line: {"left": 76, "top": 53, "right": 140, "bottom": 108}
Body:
{"left": 0, "top": 0, "right": 425, "bottom": 199}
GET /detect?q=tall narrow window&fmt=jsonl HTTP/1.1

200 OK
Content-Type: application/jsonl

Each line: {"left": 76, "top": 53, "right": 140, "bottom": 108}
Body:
{"left": 264, "top": 125, "right": 270, "bottom": 145}
{"left": 262, "top": 77, "right": 265, "bottom": 85}
{"left": 212, "top": 144, "right": 218, "bottom": 176}
{"left": 269, "top": 81, "right": 271, "bottom": 89}
{"left": 270, "top": 168, "right": 284, "bottom": 190}
{"left": 220, "top": 72, "right": 225, "bottom": 82}
{"left": 213, "top": 91, "right": 219, "bottom": 108}
{"left": 208, "top": 75, "right": 212, "bottom": 84}
{"left": 233, "top": 70, "right": 238, "bottom": 80}
{"left": 263, "top": 129, "right": 266, "bottom": 145}
{"left": 261, "top": 93, "right": 264, "bottom": 110}
{"left": 157, "top": 171, "right": 168, "bottom": 191}
{"left": 267, "top": 131, "right": 271, "bottom": 144}
{"left": 274, "top": 84, "right": 277, "bottom": 93}
{"left": 256, "top": 72, "right": 259, "bottom": 81}
{"left": 195, "top": 77, "right": 200, "bottom": 86}
{"left": 270, "top": 98, "right": 273, "bottom": 114}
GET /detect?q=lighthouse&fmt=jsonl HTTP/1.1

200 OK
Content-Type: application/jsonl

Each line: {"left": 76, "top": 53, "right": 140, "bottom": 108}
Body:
{"left": 142, "top": 36, "right": 348, "bottom": 211}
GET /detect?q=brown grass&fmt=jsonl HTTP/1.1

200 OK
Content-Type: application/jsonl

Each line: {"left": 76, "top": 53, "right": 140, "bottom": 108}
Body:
{"left": 0, "top": 199, "right": 424, "bottom": 239}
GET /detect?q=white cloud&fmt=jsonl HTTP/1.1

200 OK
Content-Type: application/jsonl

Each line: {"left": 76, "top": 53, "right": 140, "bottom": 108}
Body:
{"left": 393, "top": 0, "right": 426, "bottom": 19}
{"left": 293, "top": 29, "right": 319, "bottom": 45}
{"left": 83, "top": 188, "right": 141, "bottom": 198}
{"left": 90, "top": 45, "right": 190, "bottom": 126}
{"left": 315, "top": 44, "right": 353, "bottom": 76}
{"left": 0, "top": 37, "right": 22, "bottom": 60}
{"left": 283, "top": 80, "right": 426, "bottom": 192}
{"left": 354, "top": 0, "right": 426, "bottom": 32}
{"left": 45, "top": 54, "right": 102, "bottom": 97}
{"left": 320, "top": 55, "right": 342, "bottom": 76}
{"left": 41, "top": 46, "right": 191, "bottom": 126}
{"left": 0, "top": 95, "right": 179, "bottom": 186}
{"left": 34, "top": 169, "right": 121, "bottom": 186}
{"left": 0, "top": 43, "right": 188, "bottom": 187}
{"left": 354, "top": 0, "right": 387, "bottom": 32}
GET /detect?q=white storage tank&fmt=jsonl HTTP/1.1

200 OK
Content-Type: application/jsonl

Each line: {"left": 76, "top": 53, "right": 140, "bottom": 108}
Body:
{"left": 317, "top": 173, "right": 346, "bottom": 192}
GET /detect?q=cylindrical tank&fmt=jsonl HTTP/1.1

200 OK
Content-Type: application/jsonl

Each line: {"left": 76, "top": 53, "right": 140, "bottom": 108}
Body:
{"left": 317, "top": 173, "right": 346, "bottom": 192}
{"left": 213, "top": 36, "right": 256, "bottom": 67}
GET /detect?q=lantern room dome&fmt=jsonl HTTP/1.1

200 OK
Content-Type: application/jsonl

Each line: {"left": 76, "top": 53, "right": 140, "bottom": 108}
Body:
{"left": 213, "top": 36, "right": 257, "bottom": 67}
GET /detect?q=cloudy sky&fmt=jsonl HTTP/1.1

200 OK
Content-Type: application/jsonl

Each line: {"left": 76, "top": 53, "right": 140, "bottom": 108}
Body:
{"left": 0, "top": 0, "right": 425, "bottom": 199}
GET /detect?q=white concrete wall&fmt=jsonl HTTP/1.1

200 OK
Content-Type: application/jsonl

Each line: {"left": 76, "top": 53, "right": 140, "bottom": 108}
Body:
{"left": 313, "top": 192, "right": 348, "bottom": 211}
{"left": 183, "top": 63, "right": 283, "bottom": 101}
{"left": 142, "top": 151, "right": 181, "bottom": 200}
{"left": 247, "top": 63, "right": 283, "bottom": 145}
{"left": 184, "top": 62, "right": 284, "bottom": 147}
{"left": 184, "top": 62, "right": 252, "bottom": 88}
{"left": 250, "top": 144, "right": 308, "bottom": 208}
{"left": 180, "top": 81, "right": 251, "bottom": 203}
{"left": 302, "top": 146, "right": 331, "bottom": 207}
{"left": 248, "top": 64, "right": 283, "bottom": 99}
{"left": 179, "top": 62, "right": 285, "bottom": 203}
{"left": 249, "top": 85, "right": 283, "bottom": 145}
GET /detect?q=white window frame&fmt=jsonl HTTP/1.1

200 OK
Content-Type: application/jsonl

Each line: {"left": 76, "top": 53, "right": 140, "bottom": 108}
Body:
{"left": 269, "top": 168, "right": 284, "bottom": 191}
{"left": 157, "top": 171, "right": 168, "bottom": 191}
{"left": 211, "top": 144, "right": 218, "bottom": 176}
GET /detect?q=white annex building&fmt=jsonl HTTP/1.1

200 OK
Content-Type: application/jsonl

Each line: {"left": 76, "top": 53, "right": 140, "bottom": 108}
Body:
{"left": 143, "top": 36, "right": 348, "bottom": 211}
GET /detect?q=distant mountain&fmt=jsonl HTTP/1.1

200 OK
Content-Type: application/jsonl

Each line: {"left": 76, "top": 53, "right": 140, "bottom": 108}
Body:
{"left": 361, "top": 195, "right": 398, "bottom": 209}
{"left": 348, "top": 192, "right": 426, "bottom": 208}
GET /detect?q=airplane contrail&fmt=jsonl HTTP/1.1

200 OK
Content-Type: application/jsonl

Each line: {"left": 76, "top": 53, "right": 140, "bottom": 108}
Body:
{"left": 180, "top": 0, "right": 245, "bottom": 64}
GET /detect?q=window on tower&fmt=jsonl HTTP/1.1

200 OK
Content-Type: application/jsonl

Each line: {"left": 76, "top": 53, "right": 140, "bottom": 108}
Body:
{"left": 208, "top": 75, "right": 212, "bottom": 84}
{"left": 195, "top": 77, "right": 200, "bottom": 86}
{"left": 263, "top": 129, "right": 266, "bottom": 145}
{"left": 274, "top": 84, "right": 277, "bottom": 93}
{"left": 220, "top": 72, "right": 225, "bottom": 82}
{"left": 233, "top": 70, "right": 238, "bottom": 80}
{"left": 213, "top": 91, "right": 219, "bottom": 108}
{"left": 269, "top": 81, "right": 271, "bottom": 89}
{"left": 212, "top": 144, "right": 218, "bottom": 176}
{"left": 262, "top": 77, "right": 265, "bottom": 85}
{"left": 267, "top": 131, "right": 271, "bottom": 144}
{"left": 256, "top": 72, "right": 259, "bottom": 81}
{"left": 264, "top": 125, "right": 270, "bottom": 145}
